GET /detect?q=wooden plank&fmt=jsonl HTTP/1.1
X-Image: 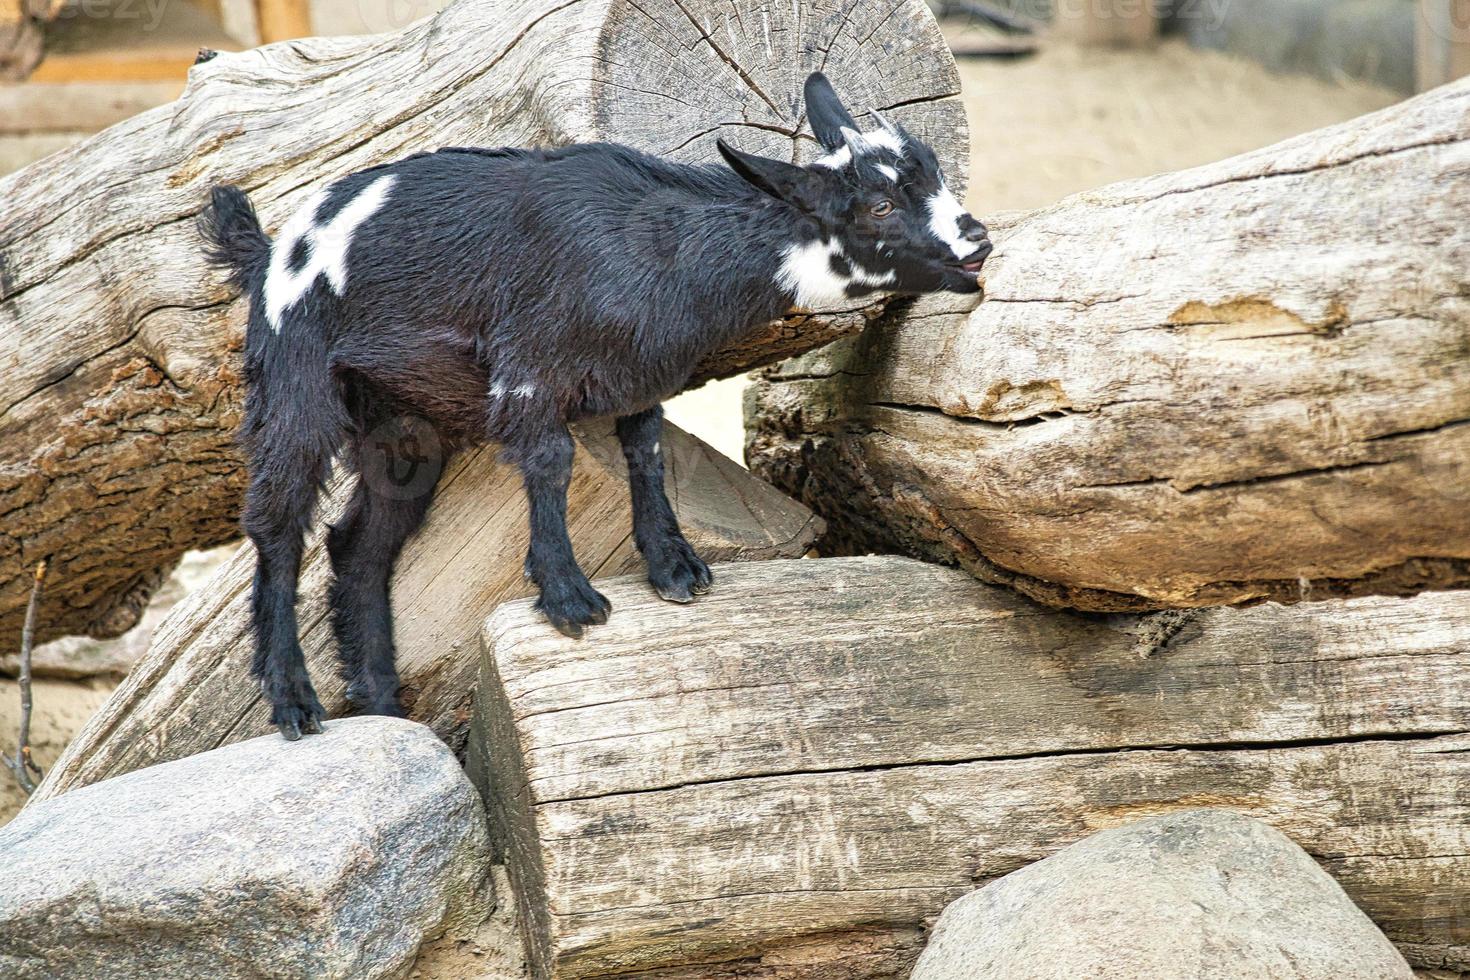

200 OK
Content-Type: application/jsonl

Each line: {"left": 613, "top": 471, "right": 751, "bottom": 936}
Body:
{"left": 470, "top": 556, "right": 1470, "bottom": 978}
{"left": 254, "top": 0, "right": 310, "bottom": 44}
{"left": 30, "top": 418, "right": 822, "bottom": 800}
{"left": 0, "top": 81, "right": 181, "bottom": 132}
{"left": 29, "top": 50, "right": 202, "bottom": 83}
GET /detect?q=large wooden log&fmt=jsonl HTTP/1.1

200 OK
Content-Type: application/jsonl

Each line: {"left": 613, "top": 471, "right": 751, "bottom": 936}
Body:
{"left": 30, "top": 419, "right": 821, "bottom": 801}
{"left": 468, "top": 555, "right": 1470, "bottom": 978}
{"left": 0, "top": 0, "right": 966, "bottom": 648}
{"left": 746, "top": 80, "right": 1470, "bottom": 612}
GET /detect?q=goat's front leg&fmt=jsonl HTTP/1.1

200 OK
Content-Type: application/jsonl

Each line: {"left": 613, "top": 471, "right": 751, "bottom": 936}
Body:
{"left": 512, "top": 421, "right": 611, "bottom": 638}
{"left": 616, "top": 405, "right": 712, "bottom": 603}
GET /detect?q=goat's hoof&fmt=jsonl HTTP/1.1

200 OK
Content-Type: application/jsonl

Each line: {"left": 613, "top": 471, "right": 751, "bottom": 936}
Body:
{"left": 539, "top": 580, "right": 612, "bottom": 639}
{"left": 271, "top": 699, "right": 325, "bottom": 741}
{"left": 650, "top": 542, "right": 713, "bottom": 603}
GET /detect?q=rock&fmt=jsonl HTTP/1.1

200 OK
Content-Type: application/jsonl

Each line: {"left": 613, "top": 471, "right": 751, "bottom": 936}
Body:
{"left": 910, "top": 809, "right": 1412, "bottom": 980}
{"left": 0, "top": 717, "right": 493, "bottom": 980}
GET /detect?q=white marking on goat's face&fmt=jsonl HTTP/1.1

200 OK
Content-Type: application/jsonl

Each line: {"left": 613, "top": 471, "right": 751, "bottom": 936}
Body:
{"left": 264, "top": 174, "right": 397, "bottom": 332}
{"left": 813, "top": 145, "right": 851, "bottom": 170}
{"left": 776, "top": 239, "right": 850, "bottom": 309}
{"left": 875, "top": 163, "right": 898, "bottom": 182}
{"left": 865, "top": 128, "right": 905, "bottom": 157}
{"left": 776, "top": 238, "right": 894, "bottom": 309}
{"left": 927, "top": 179, "right": 980, "bottom": 260}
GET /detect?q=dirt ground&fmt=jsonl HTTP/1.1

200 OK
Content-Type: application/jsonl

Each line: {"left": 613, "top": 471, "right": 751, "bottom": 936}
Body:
{"left": 0, "top": 38, "right": 1397, "bottom": 838}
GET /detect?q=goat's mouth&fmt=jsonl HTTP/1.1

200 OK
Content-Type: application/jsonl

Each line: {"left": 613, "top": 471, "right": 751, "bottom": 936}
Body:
{"left": 945, "top": 255, "right": 988, "bottom": 276}
{"left": 945, "top": 242, "right": 992, "bottom": 276}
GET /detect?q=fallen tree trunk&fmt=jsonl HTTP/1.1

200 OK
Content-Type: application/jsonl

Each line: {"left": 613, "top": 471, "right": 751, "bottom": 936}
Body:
{"left": 746, "top": 79, "right": 1470, "bottom": 612}
{"left": 469, "top": 556, "right": 1470, "bottom": 978}
{"left": 0, "top": 0, "right": 966, "bottom": 647}
{"left": 30, "top": 419, "right": 822, "bottom": 801}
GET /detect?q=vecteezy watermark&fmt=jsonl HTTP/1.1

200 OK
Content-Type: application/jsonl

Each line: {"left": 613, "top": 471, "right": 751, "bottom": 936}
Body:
{"left": 53, "top": 0, "right": 171, "bottom": 33}
{"left": 343, "top": 0, "right": 443, "bottom": 34}
{"left": 356, "top": 413, "right": 447, "bottom": 502}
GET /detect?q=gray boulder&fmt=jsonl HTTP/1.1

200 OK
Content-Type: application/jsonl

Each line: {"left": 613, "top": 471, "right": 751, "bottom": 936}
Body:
{"left": 911, "top": 808, "right": 1411, "bottom": 980}
{"left": 0, "top": 716, "right": 493, "bottom": 979}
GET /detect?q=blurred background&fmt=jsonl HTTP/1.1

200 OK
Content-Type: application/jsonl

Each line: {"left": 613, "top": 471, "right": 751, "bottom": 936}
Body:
{"left": 1, "top": 0, "right": 1463, "bottom": 824}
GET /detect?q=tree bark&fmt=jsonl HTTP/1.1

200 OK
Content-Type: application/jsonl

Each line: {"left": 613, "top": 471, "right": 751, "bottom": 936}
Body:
{"left": 0, "top": 0, "right": 966, "bottom": 647}
{"left": 468, "top": 555, "right": 1470, "bottom": 979}
{"left": 746, "top": 79, "right": 1470, "bottom": 613}
{"left": 29, "top": 418, "right": 822, "bottom": 802}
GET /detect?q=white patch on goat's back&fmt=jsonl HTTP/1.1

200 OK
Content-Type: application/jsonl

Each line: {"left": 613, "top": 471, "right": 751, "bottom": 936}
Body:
{"left": 512, "top": 383, "right": 537, "bottom": 398}
{"left": 927, "top": 179, "right": 979, "bottom": 260}
{"left": 489, "top": 382, "right": 507, "bottom": 398}
{"left": 263, "top": 174, "right": 397, "bottom": 332}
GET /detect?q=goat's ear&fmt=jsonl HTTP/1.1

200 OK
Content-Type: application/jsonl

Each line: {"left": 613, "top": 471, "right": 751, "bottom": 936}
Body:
{"left": 717, "top": 139, "right": 823, "bottom": 212}
{"left": 804, "top": 72, "right": 859, "bottom": 151}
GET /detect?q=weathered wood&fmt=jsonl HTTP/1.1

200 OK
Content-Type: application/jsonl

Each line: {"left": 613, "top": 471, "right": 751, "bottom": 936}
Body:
{"left": 30, "top": 419, "right": 821, "bottom": 802}
{"left": 469, "top": 555, "right": 1470, "bottom": 978}
{"left": 747, "top": 79, "right": 1470, "bottom": 612}
{"left": 0, "top": 0, "right": 966, "bottom": 648}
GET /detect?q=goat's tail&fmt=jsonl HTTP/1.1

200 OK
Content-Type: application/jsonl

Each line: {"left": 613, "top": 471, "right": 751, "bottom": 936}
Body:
{"left": 198, "top": 184, "right": 270, "bottom": 292}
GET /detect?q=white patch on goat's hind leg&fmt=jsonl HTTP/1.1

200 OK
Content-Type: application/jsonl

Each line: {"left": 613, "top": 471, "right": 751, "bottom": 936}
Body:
{"left": 263, "top": 188, "right": 327, "bottom": 332}
{"left": 262, "top": 174, "right": 397, "bottom": 332}
{"left": 318, "top": 175, "right": 397, "bottom": 296}
{"left": 927, "top": 179, "right": 979, "bottom": 260}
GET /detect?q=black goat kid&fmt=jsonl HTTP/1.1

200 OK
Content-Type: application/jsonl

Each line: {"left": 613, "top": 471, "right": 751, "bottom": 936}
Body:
{"left": 199, "top": 72, "right": 992, "bottom": 739}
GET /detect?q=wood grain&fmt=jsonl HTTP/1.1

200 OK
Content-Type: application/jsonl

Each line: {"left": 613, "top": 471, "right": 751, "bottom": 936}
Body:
{"left": 0, "top": 0, "right": 966, "bottom": 647}
{"left": 747, "top": 78, "right": 1470, "bottom": 612}
{"left": 30, "top": 418, "right": 821, "bottom": 802}
{"left": 470, "top": 555, "right": 1470, "bottom": 978}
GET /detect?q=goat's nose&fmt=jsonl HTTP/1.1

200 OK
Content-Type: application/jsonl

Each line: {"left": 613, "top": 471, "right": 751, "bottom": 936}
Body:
{"left": 961, "top": 218, "right": 989, "bottom": 243}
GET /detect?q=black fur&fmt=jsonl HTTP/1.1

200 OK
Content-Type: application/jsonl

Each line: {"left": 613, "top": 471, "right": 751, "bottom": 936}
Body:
{"left": 197, "top": 71, "right": 992, "bottom": 738}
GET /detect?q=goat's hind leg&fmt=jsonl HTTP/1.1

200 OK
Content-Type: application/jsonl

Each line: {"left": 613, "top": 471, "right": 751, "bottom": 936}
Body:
{"left": 327, "top": 411, "right": 443, "bottom": 716}
{"left": 244, "top": 448, "right": 332, "bottom": 741}
{"left": 616, "top": 405, "right": 712, "bottom": 603}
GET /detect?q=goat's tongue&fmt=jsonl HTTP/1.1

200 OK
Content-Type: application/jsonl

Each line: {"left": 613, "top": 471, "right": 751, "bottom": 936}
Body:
{"left": 962, "top": 258, "right": 986, "bottom": 273}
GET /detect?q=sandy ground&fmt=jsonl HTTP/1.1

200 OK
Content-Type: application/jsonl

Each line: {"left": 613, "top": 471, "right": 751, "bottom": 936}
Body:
{"left": 0, "top": 35, "right": 1396, "bottom": 845}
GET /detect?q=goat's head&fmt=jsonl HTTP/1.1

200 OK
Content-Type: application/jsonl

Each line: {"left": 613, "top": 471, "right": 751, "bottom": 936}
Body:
{"left": 717, "top": 71, "right": 991, "bottom": 301}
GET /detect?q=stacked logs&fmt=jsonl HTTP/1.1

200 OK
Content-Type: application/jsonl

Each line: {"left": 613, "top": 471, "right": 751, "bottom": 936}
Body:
{"left": 6, "top": 0, "right": 1470, "bottom": 977}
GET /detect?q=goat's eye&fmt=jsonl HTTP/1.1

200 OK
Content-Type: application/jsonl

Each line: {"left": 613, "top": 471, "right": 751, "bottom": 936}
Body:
{"left": 870, "top": 199, "right": 895, "bottom": 218}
